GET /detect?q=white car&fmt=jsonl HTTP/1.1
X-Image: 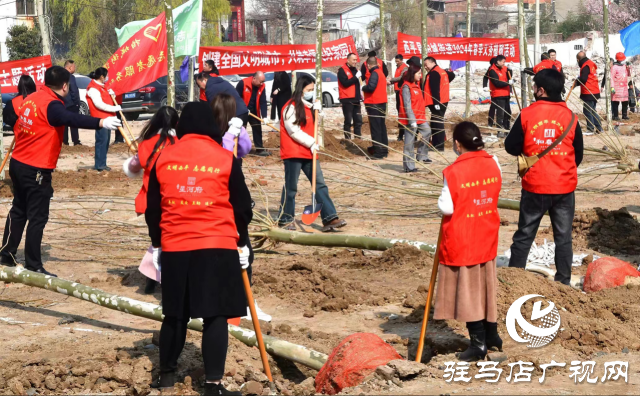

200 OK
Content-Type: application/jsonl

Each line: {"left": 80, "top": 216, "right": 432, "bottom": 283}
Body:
{"left": 75, "top": 74, "right": 91, "bottom": 116}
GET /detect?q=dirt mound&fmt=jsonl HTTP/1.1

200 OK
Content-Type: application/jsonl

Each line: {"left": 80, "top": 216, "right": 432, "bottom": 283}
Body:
{"left": 263, "top": 132, "right": 281, "bottom": 149}
{"left": 0, "top": 178, "right": 13, "bottom": 198}
{"left": 59, "top": 142, "right": 133, "bottom": 156}
{"left": 52, "top": 170, "right": 138, "bottom": 196}
{"left": 330, "top": 244, "right": 434, "bottom": 270}
{"left": 570, "top": 207, "right": 640, "bottom": 255}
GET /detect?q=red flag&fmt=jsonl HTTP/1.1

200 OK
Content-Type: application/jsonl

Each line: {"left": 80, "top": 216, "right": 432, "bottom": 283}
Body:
{"left": 0, "top": 55, "right": 52, "bottom": 94}
{"left": 105, "top": 13, "right": 168, "bottom": 95}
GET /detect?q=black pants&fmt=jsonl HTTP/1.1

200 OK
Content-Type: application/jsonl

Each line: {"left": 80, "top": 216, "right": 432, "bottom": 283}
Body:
{"left": 395, "top": 91, "right": 404, "bottom": 139}
{"left": 488, "top": 101, "right": 497, "bottom": 127}
{"left": 63, "top": 105, "right": 81, "bottom": 145}
{"left": 341, "top": 99, "right": 362, "bottom": 139}
{"left": 244, "top": 107, "right": 263, "bottom": 149}
{"left": 508, "top": 189, "right": 575, "bottom": 285}
{"left": 1, "top": 159, "right": 53, "bottom": 270}
{"left": 364, "top": 103, "right": 388, "bottom": 157}
{"left": 490, "top": 97, "right": 511, "bottom": 130}
{"left": 427, "top": 103, "right": 447, "bottom": 151}
{"left": 113, "top": 129, "right": 125, "bottom": 143}
{"left": 612, "top": 101, "right": 628, "bottom": 118}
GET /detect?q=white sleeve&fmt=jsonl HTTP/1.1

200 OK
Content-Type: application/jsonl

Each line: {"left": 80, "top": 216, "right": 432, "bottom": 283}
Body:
{"left": 87, "top": 88, "right": 120, "bottom": 113}
{"left": 438, "top": 177, "right": 454, "bottom": 216}
{"left": 283, "top": 104, "right": 316, "bottom": 148}
{"left": 492, "top": 155, "right": 503, "bottom": 176}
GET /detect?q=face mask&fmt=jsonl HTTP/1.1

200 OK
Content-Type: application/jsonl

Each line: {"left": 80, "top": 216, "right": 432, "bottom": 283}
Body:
{"left": 303, "top": 92, "right": 314, "bottom": 101}
{"left": 533, "top": 89, "right": 543, "bottom": 102}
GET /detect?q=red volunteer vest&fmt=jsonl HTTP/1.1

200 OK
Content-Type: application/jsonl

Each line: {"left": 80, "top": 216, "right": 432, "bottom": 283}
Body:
{"left": 423, "top": 66, "right": 450, "bottom": 106}
{"left": 364, "top": 57, "right": 384, "bottom": 81}
{"left": 533, "top": 59, "right": 556, "bottom": 74}
{"left": 11, "top": 95, "right": 25, "bottom": 114}
{"left": 394, "top": 63, "right": 407, "bottom": 92}
{"left": 553, "top": 60, "right": 563, "bottom": 72}
{"left": 338, "top": 64, "right": 357, "bottom": 100}
{"left": 489, "top": 64, "right": 510, "bottom": 98}
{"left": 135, "top": 134, "right": 175, "bottom": 214}
{"left": 87, "top": 80, "right": 115, "bottom": 119}
{"left": 363, "top": 68, "right": 387, "bottom": 104}
{"left": 280, "top": 100, "right": 314, "bottom": 160}
{"left": 440, "top": 150, "right": 502, "bottom": 266}
{"left": 520, "top": 100, "right": 577, "bottom": 194}
{"left": 580, "top": 59, "right": 600, "bottom": 97}
{"left": 398, "top": 82, "right": 426, "bottom": 126}
{"left": 199, "top": 88, "right": 207, "bottom": 101}
{"left": 241, "top": 77, "right": 265, "bottom": 117}
{"left": 12, "top": 86, "right": 65, "bottom": 169}
{"left": 155, "top": 134, "right": 238, "bottom": 252}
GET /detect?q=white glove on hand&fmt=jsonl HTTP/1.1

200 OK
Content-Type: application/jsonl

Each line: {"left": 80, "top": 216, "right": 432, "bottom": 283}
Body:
{"left": 113, "top": 105, "right": 122, "bottom": 112}
{"left": 310, "top": 143, "right": 320, "bottom": 154}
{"left": 238, "top": 245, "right": 250, "bottom": 269}
{"left": 108, "top": 89, "right": 115, "bottom": 96}
{"left": 434, "top": 104, "right": 440, "bottom": 110}
{"left": 152, "top": 247, "right": 161, "bottom": 272}
{"left": 228, "top": 117, "right": 243, "bottom": 137}
{"left": 483, "top": 86, "right": 490, "bottom": 93}
{"left": 410, "top": 122, "right": 417, "bottom": 128}
{"left": 356, "top": 71, "right": 362, "bottom": 78}
{"left": 312, "top": 101, "right": 322, "bottom": 112}
{"left": 508, "top": 79, "right": 515, "bottom": 85}
{"left": 102, "top": 116, "right": 122, "bottom": 131}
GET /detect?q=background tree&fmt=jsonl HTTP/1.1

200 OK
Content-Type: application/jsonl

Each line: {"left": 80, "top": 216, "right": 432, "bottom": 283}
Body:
{"left": 583, "top": 0, "right": 639, "bottom": 32}
{"left": 5, "top": 25, "right": 43, "bottom": 60}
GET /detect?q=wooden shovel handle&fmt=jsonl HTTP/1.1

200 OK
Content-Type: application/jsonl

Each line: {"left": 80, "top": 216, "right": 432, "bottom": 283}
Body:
{"left": 0, "top": 138, "right": 16, "bottom": 174}
{"left": 241, "top": 269, "right": 273, "bottom": 382}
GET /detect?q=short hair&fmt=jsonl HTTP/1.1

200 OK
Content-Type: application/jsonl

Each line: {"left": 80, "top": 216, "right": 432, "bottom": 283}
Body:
{"left": 453, "top": 121, "right": 484, "bottom": 151}
{"left": 425, "top": 56, "right": 437, "bottom": 65}
{"left": 367, "top": 51, "right": 376, "bottom": 57}
{"left": 495, "top": 55, "right": 506, "bottom": 62}
{"left": 64, "top": 60, "right": 75, "bottom": 67}
{"left": 367, "top": 56, "right": 378, "bottom": 66}
{"left": 395, "top": 54, "right": 403, "bottom": 60}
{"left": 533, "top": 69, "right": 565, "bottom": 100}
{"left": 195, "top": 72, "right": 209, "bottom": 81}
{"left": 347, "top": 52, "right": 358, "bottom": 59}
{"left": 541, "top": 52, "right": 549, "bottom": 61}
{"left": 548, "top": 49, "right": 556, "bottom": 55}
{"left": 45, "top": 66, "right": 71, "bottom": 90}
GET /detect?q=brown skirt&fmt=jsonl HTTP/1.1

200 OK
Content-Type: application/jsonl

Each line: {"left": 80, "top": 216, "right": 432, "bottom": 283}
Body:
{"left": 433, "top": 259, "right": 497, "bottom": 323}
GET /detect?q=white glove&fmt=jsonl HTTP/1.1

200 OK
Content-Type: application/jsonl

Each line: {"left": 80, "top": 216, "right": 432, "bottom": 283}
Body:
{"left": 102, "top": 116, "right": 122, "bottom": 131}
{"left": 434, "top": 104, "right": 440, "bottom": 110}
{"left": 356, "top": 71, "right": 362, "bottom": 78}
{"left": 310, "top": 143, "right": 320, "bottom": 154}
{"left": 410, "top": 122, "right": 417, "bottom": 128}
{"left": 483, "top": 86, "right": 490, "bottom": 93}
{"left": 228, "top": 117, "right": 243, "bottom": 137}
{"left": 112, "top": 105, "right": 122, "bottom": 112}
{"left": 312, "top": 101, "right": 322, "bottom": 112}
{"left": 152, "top": 247, "right": 161, "bottom": 272}
{"left": 108, "top": 89, "right": 115, "bottom": 96}
{"left": 238, "top": 245, "right": 250, "bottom": 269}
{"left": 508, "top": 79, "right": 515, "bottom": 85}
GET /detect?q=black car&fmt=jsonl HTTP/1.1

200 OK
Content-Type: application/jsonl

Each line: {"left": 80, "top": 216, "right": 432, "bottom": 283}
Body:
{"left": 2, "top": 92, "right": 18, "bottom": 132}
{"left": 121, "top": 71, "right": 189, "bottom": 120}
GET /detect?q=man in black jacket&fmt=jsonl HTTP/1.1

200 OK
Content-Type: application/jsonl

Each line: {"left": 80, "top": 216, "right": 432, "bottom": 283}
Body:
{"left": 337, "top": 53, "right": 362, "bottom": 139}
{"left": 62, "top": 60, "right": 82, "bottom": 146}
{"left": 487, "top": 55, "right": 513, "bottom": 135}
{"left": 422, "top": 57, "right": 455, "bottom": 151}
{"left": 362, "top": 56, "right": 388, "bottom": 159}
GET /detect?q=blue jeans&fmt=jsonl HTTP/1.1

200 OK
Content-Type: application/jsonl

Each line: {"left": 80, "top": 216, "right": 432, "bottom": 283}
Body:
{"left": 279, "top": 158, "right": 338, "bottom": 225}
{"left": 583, "top": 100, "right": 602, "bottom": 132}
{"left": 94, "top": 127, "right": 110, "bottom": 169}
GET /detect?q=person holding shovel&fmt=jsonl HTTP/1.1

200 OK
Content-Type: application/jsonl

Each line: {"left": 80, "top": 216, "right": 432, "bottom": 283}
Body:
{"left": 278, "top": 74, "right": 346, "bottom": 232}
{"left": 435, "top": 121, "right": 503, "bottom": 362}
{"left": 146, "top": 102, "right": 252, "bottom": 395}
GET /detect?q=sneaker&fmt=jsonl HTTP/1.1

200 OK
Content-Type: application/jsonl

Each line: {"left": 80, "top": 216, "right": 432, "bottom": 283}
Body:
{"left": 204, "top": 382, "right": 242, "bottom": 396}
{"left": 405, "top": 168, "right": 418, "bottom": 173}
{"left": 278, "top": 222, "right": 296, "bottom": 231}
{"left": 113, "top": 140, "right": 125, "bottom": 145}
{"left": 242, "top": 301, "right": 272, "bottom": 322}
{"left": 622, "top": 116, "right": 630, "bottom": 120}
{"left": 321, "top": 218, "right": 347, "bottom": 232}
{"left": 96, "top": 167, "right": 112, "bottom": 172}
{"left": 421, "top": 158, "right": 433, "bottom": 164}
{"left": 612, "top": 116, "right": 620, "bottom": 121}
{"left": 73, "top": 142, "right": 83, "bottom": 146}
{"left": 257, "top": 150, "right": 271, "bottom": 157}
{"left": 32, "top": 267, "right": 57, "bottom": 277}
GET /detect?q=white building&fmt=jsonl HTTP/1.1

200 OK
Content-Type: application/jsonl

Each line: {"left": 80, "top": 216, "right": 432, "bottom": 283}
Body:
{"left": 323, "top": 1, "right": 384, "bottom": 52}
{"left": 0, "top": 0, "right": 37, "bottom": 61}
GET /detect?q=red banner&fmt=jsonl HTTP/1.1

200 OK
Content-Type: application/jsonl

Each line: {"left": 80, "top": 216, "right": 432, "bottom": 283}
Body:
{"left": 397, "top": 32, "right": 519, "bottom": 62}
{"left": 0, "top": 55, "right": 52, "bottom": 94}
{"left": 105, "top": 13, "right": 168, "bottom": 95}
{"left": 199, "top": 36, "right": 357, "bottom": 76}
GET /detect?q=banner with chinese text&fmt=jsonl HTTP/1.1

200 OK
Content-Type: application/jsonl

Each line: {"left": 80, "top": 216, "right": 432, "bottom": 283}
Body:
{"left": 106, "top": 13, "right": 168, "bottom": 95}
{"left": 397, "top": 32, "right": 519, "bottom": 62}
{"left": 0, "top": 55, "right": 52, "bottom": 94}
{"left": 198, "top": 36, "right": 357, "bottom": 75}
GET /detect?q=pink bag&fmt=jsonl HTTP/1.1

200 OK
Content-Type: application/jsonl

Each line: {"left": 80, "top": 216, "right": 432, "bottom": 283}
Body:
{"left": 138, "top": 245, "right": 161, "bottom": 283}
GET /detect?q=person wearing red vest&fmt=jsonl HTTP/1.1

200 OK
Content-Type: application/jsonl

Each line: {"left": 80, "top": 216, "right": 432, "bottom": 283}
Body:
{"left": 279, "top": 74, "right": 346, "bottom": 232}
{"left": 487, "top": 55, "right": 513, "bottom": 133}
{"left": 0, "top": 66, "right": 120, "bottom": 276}
{"left": 388, "top": 54, "right": 409, "bottom": 141}
{"left": 435, "top": 121, "right": 503, "bottom": 362}
{"left": 423, "top": 57, "right": 456, "bottom": 151}
{"left": 87, "top": 67, "right": 122, "bottom": 171}
{"left": 548, "top": 49, "right": 562, "bottom": 73}
{"left": 235, "top": 71, "right": 269, "bottom": 156}
{"left": 528, "top": 53, "right": 558, "bottom": 75}
{"left": 199, "top": 59, "right": 219, "bottom": 102}
{"left": 399, "top": 63, "right": 431, "bottom": 172}
{"left": 145, "top": 102, "right": 251, "bottom": 396}
{"left": 576, "top": 51, "right": 602, "bottom": 133}
{"left": 505, "top": 69, "right": 584, "bottom": 286}
{"left": 360, "top": 50, "right": 389, "bottom": 83}
{"left": 337, "top": 53, "right": 363, "bottom": 140}
{"left": 2, "top": 75, "right": 36, "bottom": 132}
{"left": 362, "top": 56, "right": 389, "bottom": 159}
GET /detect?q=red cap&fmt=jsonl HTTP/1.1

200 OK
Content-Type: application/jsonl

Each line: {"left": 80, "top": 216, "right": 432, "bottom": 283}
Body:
{"left": 616, "top": 52, "right": 626, "bottom": 62}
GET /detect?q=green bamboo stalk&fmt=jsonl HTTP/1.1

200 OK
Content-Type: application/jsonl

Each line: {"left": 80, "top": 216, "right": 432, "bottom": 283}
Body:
{"left": 0, "top": 266, "right": 328, "bottom": 371}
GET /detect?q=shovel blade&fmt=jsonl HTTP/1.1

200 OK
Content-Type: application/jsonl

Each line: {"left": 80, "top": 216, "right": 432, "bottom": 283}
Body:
{"left": 301, "top": 203, "right": 323, "bottom": 225}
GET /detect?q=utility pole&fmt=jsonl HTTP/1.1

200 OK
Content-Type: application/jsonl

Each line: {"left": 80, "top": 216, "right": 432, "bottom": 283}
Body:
{"left": 380, "top": 0, "right": 386, "bottom": 67}
{"left": 421, "top": 0, "right": 428, "bottom": 80}
{"left": 465, "top": 0, "right": 471, "bottom": 118}
{"left": 36, "top": 0, "right": 51, "bottom": 56}
{"left": 284, "top": 0, "right": 296, "bottom": 90}
{"left": 164, "top": 1, "right": 176, "bottom": 108}
{"left": 518, "top": 0, "right": 527, "bottom": 107}
{"left": 603, "top": 0, "right": 612, "bottom": 131}
{"left": 188, "top": 56, "right": 195, "bottom": 102}
{"left": 534, "top": 0, "right": 540, "bottom": 61}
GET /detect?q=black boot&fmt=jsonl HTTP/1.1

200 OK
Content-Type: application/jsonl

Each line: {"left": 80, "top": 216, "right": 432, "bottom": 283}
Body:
{"left": 151, "top": 371, "right": 175, "bottom": 389}
{"left": 483, "top": 320, "right": 503, "bottom": 352}
{"left": 144, "top": 278, "right": 157, "bottom": 294}
{"left": 204, "top": 382, "right": 242, "bottom": 395}
{"left": 457, "top": 321, "right": 487, "bottom": 362}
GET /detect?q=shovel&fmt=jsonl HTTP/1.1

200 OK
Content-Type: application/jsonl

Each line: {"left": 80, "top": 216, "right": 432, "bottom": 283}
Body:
{"left": 301, "top": 110, "right": 322, "bottom": 225}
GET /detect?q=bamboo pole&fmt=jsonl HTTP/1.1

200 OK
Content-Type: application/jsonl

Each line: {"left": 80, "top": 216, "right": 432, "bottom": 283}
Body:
{"left": 284, "top": 0, "right": 296, "bottom": 90}
{"left": 602, "top": 0, "right": 612, "bottom": 132}
{"left": 421, "top": 0, "right": 428, "bottom": 79}
{"left": 315, "top": 0, "right": 323, "bottom": 145}
{"left": 164, "top": 1, "right": 176, "bottom": 108}
{"left": 518, "top": 0, "right": 528, "bottom": 108}
{"left": 464, "top": 0, "right": 471, "bottom": 118}
{"left": 534, "top": 0, "right": 540, "bottom": 62}
{"left": 0, "top": 265, "right": 328, "bottom": 371}
{"left": 380, "top": 0, "right": 386, "bottom": 66}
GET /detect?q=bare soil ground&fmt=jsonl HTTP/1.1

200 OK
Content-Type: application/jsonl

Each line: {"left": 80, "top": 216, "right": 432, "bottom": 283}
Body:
{"left": 0, "top": 107, "right": 639, "bottom": 395}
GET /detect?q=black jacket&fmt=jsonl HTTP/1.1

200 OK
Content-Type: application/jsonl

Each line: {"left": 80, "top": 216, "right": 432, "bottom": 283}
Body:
{"left": 361, "top": 66, "right": 380, "bottom": 96}
{"left": 236, "top": 79, "right": 267, "bottom": 118}
{"left": 505, "top": 97, "right": 583, "bottom": 167}
{"left": 577, "top": 57, "right": 601, "bottom": 101}
{"left": 3, "top": 98, "right": 18, "bottom": 129}
{"left": 63, "top": 74, "right": 80, "bottom": 108}
{"left": 360, "top": 60, "right": 388, "bottom": 82}
{"left": 337, "top": 64, "right": 361, "bottom": 102}
{"left": 205, "top": 76, "right": 248, "bottom": 116}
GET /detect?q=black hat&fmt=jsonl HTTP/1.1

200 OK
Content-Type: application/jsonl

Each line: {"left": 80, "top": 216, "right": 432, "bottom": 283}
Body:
{"left": 176, "top": 102, "right": 221, "bottom": 143}
{"left": 407, "top": 56, "right": 421, "bottom": 68}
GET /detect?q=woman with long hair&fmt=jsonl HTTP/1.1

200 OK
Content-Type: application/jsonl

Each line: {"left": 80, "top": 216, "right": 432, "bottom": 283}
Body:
{"left": 435, "top": 121, "right": 503, "bottom": 362}
{"left": 269, "top": 71, "right": 292, "bottom": 121}
{"left": 146, "top": 102, "right": 251, "bottom": 395}
{"left": 278, "top": 74, "right": 346, "bottom": 232}
{"left": 399, "top": 63, "right": 431, "bottom": 172}
{"left": 87, "top": 67, "right": 121, "bottom": 171}
{"left": 3, "top": 75, "right": 37, "bottom": 130}
{"left": 211, "top": 93, "right": 252, "bottom": 158}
